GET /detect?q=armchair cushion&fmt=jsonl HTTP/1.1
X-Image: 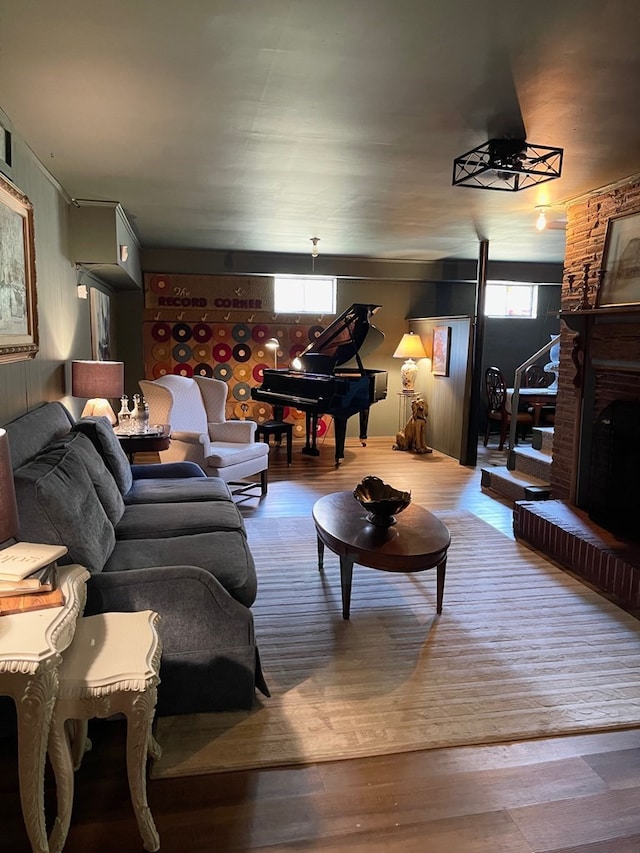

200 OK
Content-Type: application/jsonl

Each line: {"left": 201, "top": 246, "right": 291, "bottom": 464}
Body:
{"left": 203, "top": 440, "right": 269, "bottom": 471}
{"left": 72, "top": 416, "right": 134, "bottom": 495}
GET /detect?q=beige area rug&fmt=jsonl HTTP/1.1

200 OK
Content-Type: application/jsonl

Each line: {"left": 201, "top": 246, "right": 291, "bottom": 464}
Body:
{"left": 152, "top": 510, "right": 640, "bottom": 779}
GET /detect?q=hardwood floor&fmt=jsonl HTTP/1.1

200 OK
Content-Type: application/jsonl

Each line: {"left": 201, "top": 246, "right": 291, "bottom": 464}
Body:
{"left": 4, "top": 435, "right": 640, "bottom": 852}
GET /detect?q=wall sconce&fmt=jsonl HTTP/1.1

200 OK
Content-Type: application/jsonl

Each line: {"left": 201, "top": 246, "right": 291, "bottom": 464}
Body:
{"left": 393, "top": 332, "right": 427, "bottom": 392}
{"left": 535, "top": 205, "right": 549, "bottom": 231}
{"left": 71, "top": 360, "right": 124, "bottom": 425}
{"left": 265, "top": 338, "right": 280, "bottom": 370}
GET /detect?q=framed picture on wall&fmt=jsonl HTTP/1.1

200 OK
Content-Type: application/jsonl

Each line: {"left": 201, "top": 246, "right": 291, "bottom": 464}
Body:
{"left": 431, "top": 325, "right": 451, "bottom": 376}
{"left": 90, "top": 288, "right": 112, "bottom": 360}
{"left": 597, "top": 211, "right": 640, "bottom": 307}
{"left": 0, "top": 173, "right": 38, "bottom": 364}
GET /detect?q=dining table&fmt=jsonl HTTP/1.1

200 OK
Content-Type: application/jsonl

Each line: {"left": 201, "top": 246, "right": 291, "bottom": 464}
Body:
{"left": 506, "top": 387, "right": 557, "bottom": 426}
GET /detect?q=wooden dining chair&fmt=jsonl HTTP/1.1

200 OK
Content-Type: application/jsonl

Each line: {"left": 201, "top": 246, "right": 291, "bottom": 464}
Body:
{"left": 483, "top": 366, "right": 534, "bottom": 450}
{"left": 522, "top": 364, "right": 553, "bottom": 388}
{"left": 522, "top": 365, "right": 556, "bottom": 424}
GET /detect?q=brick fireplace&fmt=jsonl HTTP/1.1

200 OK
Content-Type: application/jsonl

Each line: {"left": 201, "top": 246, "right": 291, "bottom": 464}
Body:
{"left": 513, "top": 174, "right": 640, "bottom": 608}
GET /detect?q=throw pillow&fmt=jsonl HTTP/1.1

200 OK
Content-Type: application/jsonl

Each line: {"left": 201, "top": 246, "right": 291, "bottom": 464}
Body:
{"left": 14, "top": 446, "right": 115, "bottom": 573}
{"left": 48, "top": 432, "right": 125, "bottom": 525}
{"left": 72, "top": 416, "right": 134, "bottom": 495}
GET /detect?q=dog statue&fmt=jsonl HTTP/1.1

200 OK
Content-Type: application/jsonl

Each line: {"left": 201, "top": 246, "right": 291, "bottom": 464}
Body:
{"left": 393, "top": 398, "right": 432, "bottom": 454}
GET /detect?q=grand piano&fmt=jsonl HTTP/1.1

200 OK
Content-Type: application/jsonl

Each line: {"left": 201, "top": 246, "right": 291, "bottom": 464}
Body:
{"left": 251, "top": 303, "right": 388, "bottom": 466}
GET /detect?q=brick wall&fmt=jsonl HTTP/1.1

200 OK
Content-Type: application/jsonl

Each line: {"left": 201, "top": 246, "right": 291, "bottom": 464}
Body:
{"left": 552, "top": 175, "right": 640, "bottom": 500}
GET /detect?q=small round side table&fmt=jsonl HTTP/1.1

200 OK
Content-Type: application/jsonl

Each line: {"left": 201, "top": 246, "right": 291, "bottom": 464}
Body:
{"left": 116, "top": 426, "right": 171, "bottom": 463}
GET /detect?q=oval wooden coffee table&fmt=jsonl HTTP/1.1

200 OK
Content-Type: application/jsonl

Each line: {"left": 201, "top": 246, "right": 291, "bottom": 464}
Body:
{"left": 312, "top": 491, "right": 451, "bottom": 620}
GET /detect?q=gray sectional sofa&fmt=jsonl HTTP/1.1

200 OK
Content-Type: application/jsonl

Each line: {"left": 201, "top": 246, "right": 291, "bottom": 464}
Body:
{"left": 4, "top": 401, "right": 269, "bottom": 716}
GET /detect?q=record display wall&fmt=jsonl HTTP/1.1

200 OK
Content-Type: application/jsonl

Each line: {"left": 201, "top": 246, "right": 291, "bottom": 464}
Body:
{"left": 143, "top": 318, "right": 331, "bottom": 440}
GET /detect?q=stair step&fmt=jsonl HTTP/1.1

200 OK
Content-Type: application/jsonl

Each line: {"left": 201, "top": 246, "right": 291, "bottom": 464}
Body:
{"left": 532, "top": 426, "right": 554, "bottom": 453}
{"left": 481, "top": 466, "right": 551, "bottom": 503}
{"left": 512, "top": 445, "right": 552, "bottom": 480}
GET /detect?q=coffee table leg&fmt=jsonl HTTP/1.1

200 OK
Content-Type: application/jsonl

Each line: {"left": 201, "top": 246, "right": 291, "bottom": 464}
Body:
{"left": 436, "top": 557, "right": 447, "bottom": 614}
{"left": 340, "top": 555, "right": 354, "bottom": 620}
{"left": 316, "top": 535, "right": 324, "bottom": 571}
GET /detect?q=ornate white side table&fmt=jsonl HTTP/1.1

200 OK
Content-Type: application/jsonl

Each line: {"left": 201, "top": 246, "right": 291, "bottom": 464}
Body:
{"left": 47, "top": 610, "right": 163, "bottom": 853}
{"left": 0, "top": 564, "right": 89, "bottom": 853}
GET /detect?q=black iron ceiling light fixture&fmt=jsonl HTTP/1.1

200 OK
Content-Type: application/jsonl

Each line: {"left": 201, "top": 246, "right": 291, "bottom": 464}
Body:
{"left": 452, "top": 138, "right": 563, "bottom": 191}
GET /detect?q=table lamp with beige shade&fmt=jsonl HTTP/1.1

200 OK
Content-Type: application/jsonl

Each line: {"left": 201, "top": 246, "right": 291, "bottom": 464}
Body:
{"left": 71, "top": 360, "right": 125, "bottom": 426}
{"left": 392, "top": 332, "right": 428, "bottom": 392}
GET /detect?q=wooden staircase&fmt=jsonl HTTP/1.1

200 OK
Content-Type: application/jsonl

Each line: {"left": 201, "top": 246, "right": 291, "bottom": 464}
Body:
{"left": 480, "top": 426, "right": 553, "bottom": 503}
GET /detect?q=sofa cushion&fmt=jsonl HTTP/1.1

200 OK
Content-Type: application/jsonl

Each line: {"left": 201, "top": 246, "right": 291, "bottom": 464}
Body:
{"left": 48, "top": 432, "right": 125, "bottom": 525}
{"left": 104, "top": 530, "right": 257, "bottom": 606}
{"left": 115, "top": 501, "right": 245, "bottom": 540}
{"left": 124, "top": 476, "right": 232, "bottom": 504}
{"left": 13, "top": 446, "right": 115, "bottom": 573}
{"left": 72, "top": 417, "right": 134, "bottom": 495}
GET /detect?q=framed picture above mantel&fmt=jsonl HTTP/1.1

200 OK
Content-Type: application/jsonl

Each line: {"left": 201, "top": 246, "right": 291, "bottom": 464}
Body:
{"left": 597, "top": 210, "right": 640, "bottom": 308}
{"left": 0, "top": 173, "right": 38, "bottom": 364}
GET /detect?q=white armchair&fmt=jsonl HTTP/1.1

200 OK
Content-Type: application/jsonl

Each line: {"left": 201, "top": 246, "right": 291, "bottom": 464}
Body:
{"left": 139, "top": 375, "right": 269, "bottom": 496}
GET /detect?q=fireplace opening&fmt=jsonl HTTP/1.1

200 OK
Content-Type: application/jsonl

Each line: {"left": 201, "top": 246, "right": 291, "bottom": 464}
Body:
{"left": 588, "top": 400, "right": 640, "bottom": 541}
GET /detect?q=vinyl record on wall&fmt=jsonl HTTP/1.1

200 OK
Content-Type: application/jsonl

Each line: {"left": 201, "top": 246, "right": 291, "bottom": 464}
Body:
{"left": 232, "top": 323, "right": 251, "bottom": 342}
{"left": 153, "top": 362, "right": 171, "bottom": 379}
{"left": 192, "top": 344, "right": 211, "bottom": 362}
{"left": 212, "top": 342, "right": 232, "bottom": 362}
{"left": 251, "top": 324, "right": 270, "bottom": 343}
{"left": 192, "top": 323, "right": 213, "bottom": 343}
{"left": 172, "top": 343, "right": 193, "bottom": 362}
{"left": 173, "top": 363, "right": 193, "bottom": 377}
{"left": 149, "top": 275, "right": 170, "bottom": 295}
{"left": 152, "top": 343, "right": 171, "bottom": 362}
{"left": 232, "top": 382, "right": 251, "bottom": 402}
{"left": 232, "top": 343, "right": 251, "bottom": 362}
{"left": 213, "top": 363, "right": 233, "bottom": 382}
{"left": 151, "top": 322, "right": 172, "bottom": 342}
{"left": 193, "top": 363, "right": 214, "bottom": 377}
{"left": 233, "top": 363, "right": 252, "bottom": 382}
{"left": 252, "top": 363, "right": 269, "bottom": 383}
{"left": 172, "top": 323, "right": 192, "bottom": 342}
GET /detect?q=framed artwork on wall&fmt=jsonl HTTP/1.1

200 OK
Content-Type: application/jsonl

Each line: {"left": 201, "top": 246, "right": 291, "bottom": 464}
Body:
{"left": 431, "top": 325, "right": 451, "bottom": 376}
{"left": 0, "top": 173, "right": 38, "bottom": 364}
{"left": 597, "top": 210, "right": 640, "bottom": 307}
{"left": 90, "top": 288, "right": 112, "bottom": 360}
{"left": 0, "top": 119, "right": 12, "bottom": 177}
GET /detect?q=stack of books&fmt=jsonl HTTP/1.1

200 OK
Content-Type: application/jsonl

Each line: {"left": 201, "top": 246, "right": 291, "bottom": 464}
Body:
{"left": 0, "top": 542, "right": 68, "bottom": 615}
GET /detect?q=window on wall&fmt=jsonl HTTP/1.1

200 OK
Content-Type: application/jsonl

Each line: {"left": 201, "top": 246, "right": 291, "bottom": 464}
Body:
{"left": 484, "top": 282, "right": 538, "bottom": 318}
{"left": 274, "top": 276, "right": 336, "bottom": 314}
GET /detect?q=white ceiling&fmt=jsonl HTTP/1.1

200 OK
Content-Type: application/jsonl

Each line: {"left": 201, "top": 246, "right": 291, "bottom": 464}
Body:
{"left": 1, "top": 0, "right": 640, "bottom": 265}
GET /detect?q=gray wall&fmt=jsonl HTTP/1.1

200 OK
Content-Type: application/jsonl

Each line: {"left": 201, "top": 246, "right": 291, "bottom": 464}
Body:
{"left": 0, "top": 109, "right": 96, "bottom": 426}
{"left": 0, "top": 105, "right": 563, "bottom": 449}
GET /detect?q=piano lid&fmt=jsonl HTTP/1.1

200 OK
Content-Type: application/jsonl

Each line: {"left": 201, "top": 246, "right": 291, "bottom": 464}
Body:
{"left": 295, "top": 304, "right": 383, "bottom": 374}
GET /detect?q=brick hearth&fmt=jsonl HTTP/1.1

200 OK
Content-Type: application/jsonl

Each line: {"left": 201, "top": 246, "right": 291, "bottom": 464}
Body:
{"left": 514, "top": 500, "right": 640, "bottom": 611}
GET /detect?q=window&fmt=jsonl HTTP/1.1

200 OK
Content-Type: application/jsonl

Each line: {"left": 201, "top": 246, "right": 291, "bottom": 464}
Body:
{"left": 484, "top": 282, "right": 538, "bottom": 318}
{"left": 274, "top": 276, "right": 336, "bottom": 314}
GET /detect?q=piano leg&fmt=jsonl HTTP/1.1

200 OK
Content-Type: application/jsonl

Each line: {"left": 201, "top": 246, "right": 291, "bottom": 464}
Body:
{"left": 302, "top": 412, "right": 320, "bottom": 456}
{"left": 359, "top": 408, "right": 370, "bottom": 446}
{"left": 333, "top": 417, "right": 348, "bottom": 466}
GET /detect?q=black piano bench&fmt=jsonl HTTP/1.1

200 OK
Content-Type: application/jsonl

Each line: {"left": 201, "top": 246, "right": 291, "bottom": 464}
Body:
{"left": 255, "top": 420, "right": 293, "bottom": 465}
